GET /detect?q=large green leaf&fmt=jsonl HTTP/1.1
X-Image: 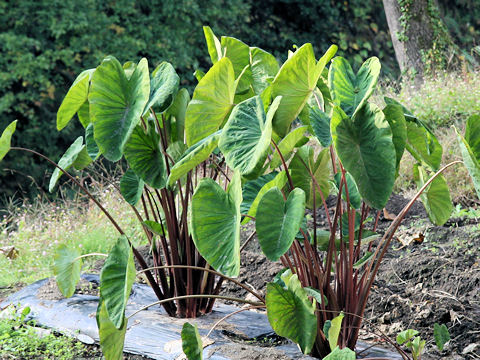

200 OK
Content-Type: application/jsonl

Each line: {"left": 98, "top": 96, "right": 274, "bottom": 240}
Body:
{"left": 244, "top": 171, "right": 288, "bottom": 224}
{"left": 53, "top": 244, "right": 81, "bottom": 298}
{"left": 57, "top": 69, "right": 95, "bottom": 130}
{"left": 328, "top": 56, "right": 380, "bottom": 117}
{"left": 167, "top": 131, "right": 221, "bottom": 186}
{"left": 331, "top": 105, "right": 395, "bottom": 209}
{"left": 240, "top": 172, "right": 278, "bottom": 215}
{"left": 455, "top": 126, "right": 480, "bottom": 199}
{"left": 413, "top": 164, "right": 452, "bottom": 225}
{"left": 96, "top": 300, "right": 127, "bottom": 360}
{"left": 120, "top": 169, "right": 144, "bottom": 206}
{"left": 166, "top": 88, "right": 190, "bottom": 142}
{"left": 289, "top": 146, "right": 330, "bottom": 208}
{"left": 221, "top": 36, "right": 252, "bottom": 94}
{"left": 271, "top": 44, "right": 337, "bottom": 137}
{"left": 144, "top": 62, "right": 179, "bottom": 114}
{"left": 270, "top": 125, "right": 309, "bottom": 169}
{"left": 219, "top": 96, "right": 280, "bottom": 178}
{"left": 0, "top": 120, "right": 17, "bottom": 161}
{"left": 266, "top": 272, "right": 317, "bottom": 354}
{"left": 181, "top": 323, "right": 203, "bottom": 360}
{"left": 124, "top": 125, "right": 166, "bottom": 189}
{"left": 185, "top": 57, "right": 235, "bottom": 146}
{"left": 49, "top": 136, "right": 85, "bottom": 192}
{"left": 203, "top": 26, "right": 222, "bottom": 64}
{"left": 465, "top": 114, "right": 480, "bottom": 161}
{"left": 250, "top": 47, "right": 279, "bottom": 94}
{"left": 256, "top": 187, "right": 306, "bottom": 261}
{"left": 310, "top": 107, "right": 332, "bottom": 147}
{"left": 100, "top": 235, "right": 136, "bottom": 329}
{"left": 191, "top": 171, "right": 242, "bottom": 277}
{"left": 405, "top": 121, "right": 442, "bottom": 171}
{"left": 89, "top": 56, "right": 150, "bottom": 161}
{"left": 383, "top": 104, "right": 407, "bottom": 172}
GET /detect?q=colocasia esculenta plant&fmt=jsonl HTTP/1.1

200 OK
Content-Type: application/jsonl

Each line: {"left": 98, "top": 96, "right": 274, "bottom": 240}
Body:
{"left": 1, "top": 26, "right": 479, "bottom": 359}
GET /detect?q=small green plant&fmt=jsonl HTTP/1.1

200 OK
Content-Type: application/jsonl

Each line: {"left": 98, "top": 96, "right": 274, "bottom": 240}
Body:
{"left": 0, "top": 305, "right": 85, "bottom": 359}
{"left": 396, "top": 329, "right": 425, "bottom": 360}
{"left": 396, "top": 323, "right": 450, "bottom": 360}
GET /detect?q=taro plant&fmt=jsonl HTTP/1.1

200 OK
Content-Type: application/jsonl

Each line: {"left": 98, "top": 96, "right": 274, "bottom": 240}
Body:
{"left": 178, "top": 27, "right": 477, "bottom": 359}
{"left": 1, "top": 25, "right": 478, "bottom": 360}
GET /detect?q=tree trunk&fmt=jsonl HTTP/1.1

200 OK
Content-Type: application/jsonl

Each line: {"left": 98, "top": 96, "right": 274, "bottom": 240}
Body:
{"left": 383, "top": 0, "right": 456, "bottom": 82}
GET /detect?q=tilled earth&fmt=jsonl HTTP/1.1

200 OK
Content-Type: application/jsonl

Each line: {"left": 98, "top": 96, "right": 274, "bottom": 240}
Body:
{"left": 220, "top": 194, "right": 480, "bottom": 359}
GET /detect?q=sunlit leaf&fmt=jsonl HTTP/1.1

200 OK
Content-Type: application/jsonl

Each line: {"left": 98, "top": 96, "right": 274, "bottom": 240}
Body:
{"left": 57, "top": 69, "right": 95, "bottom": 130}
{"left": 89, "top": 56, "right": 150, "bottom": 161}
{"left": 185, "top": 57, "right": 235, "bottom": 146}
{"left": 0, "top": 120, "right": 17, "bottom": 161}
{"left": 100, "top": 235, "right": 136, "bottom": 329}
{"left": 191, "top": 171, "right": 242, "bottom": 277}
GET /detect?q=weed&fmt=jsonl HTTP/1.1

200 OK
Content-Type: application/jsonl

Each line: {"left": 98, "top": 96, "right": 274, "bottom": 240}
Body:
{"left": 0, "top": 305, "right": 85, "bottom": 359}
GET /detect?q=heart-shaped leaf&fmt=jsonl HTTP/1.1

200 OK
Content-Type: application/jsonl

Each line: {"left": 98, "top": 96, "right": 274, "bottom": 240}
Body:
{"left": 455, "top": 126, "right": 480, "bottom": 199}
{"left": 185, "top": 57, "right": 235, "bottom": 146}
{"left": 328, "top": 56, "right": 380, "bottom": 117}
{"left": 120, "top": 169, "right": 144, "bottom": 206}
{"left": 256, "top": 187, "right": 306, "bottom": 261}
{"left": 144, "top": 62, "right": 179, "bottom": 114}
{"left": 383, "top": 104, "right": 407, "bottom": 172}
{"left": 97, "top": 299, "right": 127, "bottom": 360}
{"left": 191, "top": 171, "right": 242, "bottom": 277}
{"left": 413, "top": 164, "right": 452, "bottom": 225}
{"left": 272, "top": 44, "right": 337, "bottom": 137}
{"left": 250, "top": 47, "right": 279, "bottom": 94}
{"left": 181, "top": 323, "right": 203, "bottom": 360}
{"left": 0, "top": 120, "right": 17, "bottom": 161}
{"left": 219, "top": 96, "right": 280, "bottom": 178}
{"left": 89, "top": 56, "right": 150, "bottom": 161}
{"left": 57, "top": 69, "right": 95, "bottom": 130}
{"left": 289, "top": 146, "right": 330, "bottom": 209}
{"left": 243, "top": 171, "right": 288, "bottom": 224}
{"left": 328, "top": 313, "right": 344, "bottom": 351}
{"left": 405, "top": 121, "right": 442, "bottom": 171}
{"left": 331, "top": 104, "right": 395, "bottom": 209}
{"left": 266, "top": 271, "right": 317, "bottom": 354}
{"left": 270, "top": 125, "right": 309, "bottom": 169}
{"left": 167, "top": 131, "right": 221, "bottom": 186}
{"left": 124, "top": 125, "right": 166, "bottom": 189}
{"left": 310, "top": 107, "right": 332, "bottom": 147}
{"left": 100, "top": 235, "right": 136, "bottom": 329}
{"left": 53, "top": 244, "right": 81, "bottom": 298}
{"left": 49, "top": 136, "right": 85, "bottom": 192}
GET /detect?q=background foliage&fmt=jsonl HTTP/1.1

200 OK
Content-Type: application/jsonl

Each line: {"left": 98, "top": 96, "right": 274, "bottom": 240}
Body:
{"left": 0, "top": 0, "right": 477, "bottom": 201}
